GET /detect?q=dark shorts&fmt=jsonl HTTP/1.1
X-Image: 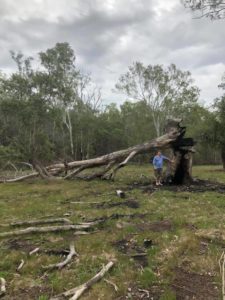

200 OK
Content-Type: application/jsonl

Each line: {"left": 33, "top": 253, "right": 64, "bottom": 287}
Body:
{"left": 154, "top": 168, "right": 162, "bottom": 179}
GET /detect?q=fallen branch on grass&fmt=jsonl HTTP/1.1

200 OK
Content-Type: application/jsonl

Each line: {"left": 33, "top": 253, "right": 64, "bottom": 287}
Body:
{"left": 43, "top": 243, "right": 78, "bottom": 270}
{"left": 104, "top": 279, "right": 118, "bottom": 292}
{"left": 0, "top": 172, "right": 38, "bottom": 183}
{"left": 16, "top": 259, "right": 25, "bottom": 271}
{"left": 29, "top": 247, "right": 40, "bottom": 256}
{"left": 0, "top": 278, "right": 6, "bottom": 297}
{"left": 0, "top": 223, "right": 97, "bottom": 238}
{"left": 5, "top": 217, "right": 72, "bottom": 227}
{"left": 50, "top": 261, "right": 114, "bottom": 300}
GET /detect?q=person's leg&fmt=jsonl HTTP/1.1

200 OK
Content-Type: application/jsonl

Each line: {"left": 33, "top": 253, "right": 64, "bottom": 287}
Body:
{"left": 154, "top": 169, "right": 159, "bottom": 185}
{"left": 158, "top": 168, "right": 163, "bottom": 185}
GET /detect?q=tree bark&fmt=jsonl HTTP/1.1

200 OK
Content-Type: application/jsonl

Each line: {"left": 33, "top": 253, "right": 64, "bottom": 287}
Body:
{"left": 221, "top": 145, "right": 225, "bottom": 170}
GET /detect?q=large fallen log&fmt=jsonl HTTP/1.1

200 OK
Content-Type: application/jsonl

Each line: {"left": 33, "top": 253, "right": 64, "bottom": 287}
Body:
{"left": 0, "top": 119, "right": 195, "bottom": 183}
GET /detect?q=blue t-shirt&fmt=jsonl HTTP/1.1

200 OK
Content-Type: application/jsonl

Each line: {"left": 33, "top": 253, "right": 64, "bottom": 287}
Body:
{"left": 153, "top": 155, "right": 168, "bottom": 169}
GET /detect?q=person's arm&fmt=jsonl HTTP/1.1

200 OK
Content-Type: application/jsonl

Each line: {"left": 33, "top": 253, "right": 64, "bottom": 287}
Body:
{"left": 162, "top": 155, "right": 172, "bottom": 163}
{"left": 152, "top": 156, "right": 156, "bottom": 166}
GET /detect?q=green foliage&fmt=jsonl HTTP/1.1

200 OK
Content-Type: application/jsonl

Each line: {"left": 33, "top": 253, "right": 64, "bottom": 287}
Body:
{"left": 0, "top": 43, "right": 222, "bottom": 166}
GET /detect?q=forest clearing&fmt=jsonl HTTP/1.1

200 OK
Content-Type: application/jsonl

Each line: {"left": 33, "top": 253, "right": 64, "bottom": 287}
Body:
{"left": 0, "top": 165, "right": 224, "bottom": 300}
{"left": 1, "top": 0, "right": 225, "bottom": 299}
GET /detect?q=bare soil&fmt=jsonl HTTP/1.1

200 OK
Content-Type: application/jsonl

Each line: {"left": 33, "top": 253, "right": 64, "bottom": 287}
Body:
{"left": 171, "top": 267, "right": 219, "bottom": 300}
{"left": 112, "top": 238, "right": 148, "bottom": 267}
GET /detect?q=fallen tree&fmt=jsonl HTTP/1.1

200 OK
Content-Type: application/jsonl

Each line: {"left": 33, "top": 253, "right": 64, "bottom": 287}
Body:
{"left": 0, "top": 119, "right": 195, "bottom": 184}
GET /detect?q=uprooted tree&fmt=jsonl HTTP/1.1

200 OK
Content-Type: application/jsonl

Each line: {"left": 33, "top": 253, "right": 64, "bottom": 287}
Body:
{"left": 0, "top": 119, "right": 195, "bottom": 185}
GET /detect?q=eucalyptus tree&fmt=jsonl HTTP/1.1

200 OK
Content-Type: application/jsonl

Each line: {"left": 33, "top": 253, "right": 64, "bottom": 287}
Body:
{"left": 115, "top": 62, "right": 199, "bottom": 136}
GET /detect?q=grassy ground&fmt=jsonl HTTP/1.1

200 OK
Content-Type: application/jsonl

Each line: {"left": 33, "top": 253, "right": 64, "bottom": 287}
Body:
{"left": 0, "top": 165, "right": 224, "bottom": 300}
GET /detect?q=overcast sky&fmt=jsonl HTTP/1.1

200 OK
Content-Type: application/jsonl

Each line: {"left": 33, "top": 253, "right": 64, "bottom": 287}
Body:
{"left": 0, "top": 0, "right": 225, "bottom": 106}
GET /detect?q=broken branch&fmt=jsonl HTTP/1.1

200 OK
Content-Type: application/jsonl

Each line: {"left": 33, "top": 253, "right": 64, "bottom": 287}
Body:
{"left": 50, "top": 261, "right": 114, "bottom": 300}
{"left": 0, "top": 223, "right": 96, "bottom": 239}
{"left": 9, "top": 218, "right": 72, "bottom": 227}
{"left": 43, "top": 243, "right": 78, "bottom": 270}
{"left": 0, "top": 278, "right": 6, "bottom": 297}
{"left": 17, "top": 259, "right": 25, "bottom": 272}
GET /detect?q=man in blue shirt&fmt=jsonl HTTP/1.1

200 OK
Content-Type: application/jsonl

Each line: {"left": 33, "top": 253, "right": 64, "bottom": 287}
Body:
{"left": 153, "top": 151, "right": 172, "bottom": 186}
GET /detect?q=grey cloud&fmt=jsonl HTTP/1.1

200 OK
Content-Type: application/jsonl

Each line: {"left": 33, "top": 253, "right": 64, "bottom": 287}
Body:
{"left": 0, "top": 0, "right": 224, "bottom": 104}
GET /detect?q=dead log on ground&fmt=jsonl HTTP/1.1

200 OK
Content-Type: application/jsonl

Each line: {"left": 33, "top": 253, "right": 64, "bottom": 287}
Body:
{"left": 8, "top": 218, "right": 72, "bottom": 227}
{"left": 43, "top": 243, "right": 78, "bottom": 270}
{"left": 50, "top": 261, "right": 114, "bottom": 300}
{"left": 0, "top": 223, "right": 97, "bottom": 239}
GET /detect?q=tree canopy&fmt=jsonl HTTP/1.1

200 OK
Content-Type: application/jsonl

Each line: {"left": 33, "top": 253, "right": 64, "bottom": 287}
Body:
{"left": 183, "top": 0, "right": 225, "bottom": 19}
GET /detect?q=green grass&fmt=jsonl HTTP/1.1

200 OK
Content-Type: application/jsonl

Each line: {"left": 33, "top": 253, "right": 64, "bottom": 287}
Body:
{"left": 0, "top": 164, "right": 224, "bottom": 299}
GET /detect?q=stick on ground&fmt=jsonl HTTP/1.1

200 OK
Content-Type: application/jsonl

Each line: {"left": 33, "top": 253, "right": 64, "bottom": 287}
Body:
{"left": 0, "top": 278, "right": 6, "bottom": 296}
{"left": 0, "top": 223, "right": 96, "bottom": 238}
{"left": 50, "top": 261, "right": 114, "bottom": 300}
{"left": 17, "top": 259, "right": 25, "bottom": 271}
{"left": 43, "top": 243, "right": 78, "bottom": 270}
{"left": 9, "top": 218, "right": 72, "bottom": 227}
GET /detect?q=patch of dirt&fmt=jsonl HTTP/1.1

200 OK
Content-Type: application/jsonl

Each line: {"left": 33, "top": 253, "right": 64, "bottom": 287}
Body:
{"left": 129, "top": 179, "right": 225, "bottom": 194}
{"left": 171, "top": 267, "right": 219, "bottom": 300}
{"left": 4, "top": 238, "right": 36, "bottom": 253}
{"left": 136, "top": 220, "right": 173, "bottom": 232}
{"left": 94, "top": 199, "right": 140, "bottom": 209}
{"left": 112, "top": 238, "right": 148, "bottom": 267}
{"left": 87, "top": 212, "right": 149, "bottom": 223}
{"left": 6, "top": 286, "right": 51, "bottom": 300}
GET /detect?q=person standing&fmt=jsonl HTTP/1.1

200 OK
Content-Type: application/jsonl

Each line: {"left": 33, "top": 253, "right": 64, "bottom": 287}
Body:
{"left": 153, "top": 151, "right": 172, "bottom": 186}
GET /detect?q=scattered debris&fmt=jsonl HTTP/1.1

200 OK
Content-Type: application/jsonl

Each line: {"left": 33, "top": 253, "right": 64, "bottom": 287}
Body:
{"left": 50, "top": 261, "right": 114, "bottom": 300}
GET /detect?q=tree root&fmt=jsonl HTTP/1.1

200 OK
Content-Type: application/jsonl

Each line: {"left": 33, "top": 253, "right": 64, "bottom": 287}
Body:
{"left": 43, "top": 243, "right": 78, "bottom": 270}
{"left": 50, "top": 261, "right": 114, "bottom": 300}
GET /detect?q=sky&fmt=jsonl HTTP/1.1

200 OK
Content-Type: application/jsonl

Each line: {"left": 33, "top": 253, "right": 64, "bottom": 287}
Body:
{"left": 0, "top": 0, "right": 225, "bottom": 106}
